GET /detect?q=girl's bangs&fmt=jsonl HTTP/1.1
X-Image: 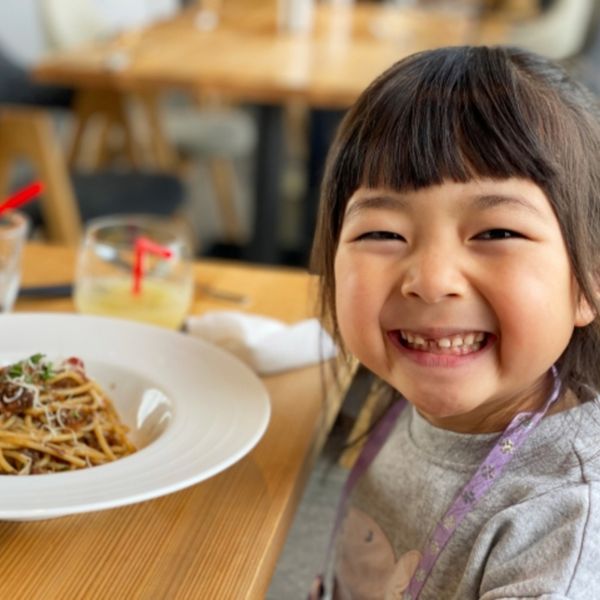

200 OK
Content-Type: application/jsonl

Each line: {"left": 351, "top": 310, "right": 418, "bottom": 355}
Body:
{"left": 342, "top": 48, "right": 559, "bottom": 193}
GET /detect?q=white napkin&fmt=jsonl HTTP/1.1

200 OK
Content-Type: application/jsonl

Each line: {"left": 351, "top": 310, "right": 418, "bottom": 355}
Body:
{"left": 186, "top": 311, "right": 337, "bottom": 375}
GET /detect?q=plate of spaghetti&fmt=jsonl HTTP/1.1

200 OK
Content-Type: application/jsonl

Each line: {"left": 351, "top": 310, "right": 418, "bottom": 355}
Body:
{"left": 0, "top": 313, "right": 270, "bottom": 520}
{"left": 0, "top": 353, "right": 136, "bottom": 474}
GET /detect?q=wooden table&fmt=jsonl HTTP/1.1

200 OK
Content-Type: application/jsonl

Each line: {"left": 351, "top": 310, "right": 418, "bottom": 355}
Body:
{"left": 34, "top": 1, "right": 510, "bottom": 263}
{"left": 0, "top": 243, "right": 348, "bottom": 599}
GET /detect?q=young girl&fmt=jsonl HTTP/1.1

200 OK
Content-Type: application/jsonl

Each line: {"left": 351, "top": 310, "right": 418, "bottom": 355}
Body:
{"left": 311, "top": 46, "right": 600, "bottom": 599}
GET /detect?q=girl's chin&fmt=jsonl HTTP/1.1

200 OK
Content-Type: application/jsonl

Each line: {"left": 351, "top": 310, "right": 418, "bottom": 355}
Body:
{"left": 392, "top": 388, "right": 488, "bottom": 427}
{"left": 412, "top": 401, "right": 473, "bottom": 421}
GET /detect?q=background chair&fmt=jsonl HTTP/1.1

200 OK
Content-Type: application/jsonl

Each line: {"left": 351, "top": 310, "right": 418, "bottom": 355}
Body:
{"left": 507, "top": 0, "right": 596, "bottom": 61}
{"left": 0, "top": 45, "right": 186, "bottom": 244}
{"left": 40, "top": 0, "right": 257, "bottom": 245}
{"left": 0, "top": 43, "right": 73, "bottom": 109}
{"left": 561, "top": 0, "right": 600, "bottom": 96}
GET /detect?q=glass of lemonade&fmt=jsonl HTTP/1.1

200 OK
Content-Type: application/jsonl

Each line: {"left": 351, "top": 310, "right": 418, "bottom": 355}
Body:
{"left": 74, "top": 215, "right": 194, "bottom": 329}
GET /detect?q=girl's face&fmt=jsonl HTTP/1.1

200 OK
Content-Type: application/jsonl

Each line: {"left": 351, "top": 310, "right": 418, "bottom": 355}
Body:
{"left": 334, "top": 178, "right": 594, "bottom": 433}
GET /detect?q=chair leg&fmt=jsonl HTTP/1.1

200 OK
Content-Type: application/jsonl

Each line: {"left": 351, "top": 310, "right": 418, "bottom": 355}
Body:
{"left": 28, "top": 115, "right": 82, "bottom": 244}
{"left": 207, "top": 158, "right": 244, "bottom": 243}
{"left": 0, "top": 156, "right": 11, "bottom": 201}
{"left": 135, "top": 91, "right": 178, "bottom": 170}
{"left": 68, "top": 88, "right": 143, "bottom": 170}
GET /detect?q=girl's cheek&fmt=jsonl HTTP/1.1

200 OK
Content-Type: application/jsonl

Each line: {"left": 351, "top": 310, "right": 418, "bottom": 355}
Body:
{"left": 336, "top": 283, "right": 377, "bottom": 355}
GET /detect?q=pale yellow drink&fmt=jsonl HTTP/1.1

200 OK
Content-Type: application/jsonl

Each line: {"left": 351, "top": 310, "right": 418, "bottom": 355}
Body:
{"left": 74, "top": 277, "right": 193, "bottom": 329}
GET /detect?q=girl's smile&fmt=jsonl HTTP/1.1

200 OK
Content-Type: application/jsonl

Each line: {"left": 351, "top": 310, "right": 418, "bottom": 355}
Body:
{"left": 388, "top": 329, "right": 494, "bottom": 368}
{"left": 334, "top": 178, "right": 594, "bottom": 433}
{"left": 393, "top": 329, "right": 489, "bottom": 355}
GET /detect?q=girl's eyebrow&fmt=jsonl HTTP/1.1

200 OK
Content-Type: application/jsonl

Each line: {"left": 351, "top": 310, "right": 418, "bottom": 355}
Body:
{"left": 472, "top": 193, "right": 544, "bottom": 217}
{"left": 344, "top": 194, "right": 408, "bottom": 219}
{"left": 344, "top": 191, "right": 546, "bottom": 219}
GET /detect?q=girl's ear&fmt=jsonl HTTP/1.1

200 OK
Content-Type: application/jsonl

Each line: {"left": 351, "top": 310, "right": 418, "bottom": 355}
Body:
{"left": 575, "top": 293, "right": 596, "bottom": 327}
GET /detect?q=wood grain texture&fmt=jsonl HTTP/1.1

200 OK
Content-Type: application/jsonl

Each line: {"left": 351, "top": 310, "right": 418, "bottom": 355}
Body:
{"left": 1, "top": 243, "right": 346, "bottom": 599}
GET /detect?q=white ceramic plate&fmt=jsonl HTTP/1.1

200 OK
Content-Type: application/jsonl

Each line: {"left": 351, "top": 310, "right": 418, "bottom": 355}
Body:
{"left": 0, "top": 313, "right": 270, "bottom": 520}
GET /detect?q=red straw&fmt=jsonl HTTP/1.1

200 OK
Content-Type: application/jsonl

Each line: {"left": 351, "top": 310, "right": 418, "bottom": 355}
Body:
{"left": 132, "top": 236, "right": 173, "bottom": 295}
{"left": 0, "top": 181, "right": 44, "bottom": 215}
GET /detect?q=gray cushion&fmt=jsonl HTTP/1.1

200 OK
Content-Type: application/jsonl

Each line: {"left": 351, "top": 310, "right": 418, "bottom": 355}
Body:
{"left": 165, "top": 107, "right": 257, "bottom": 158}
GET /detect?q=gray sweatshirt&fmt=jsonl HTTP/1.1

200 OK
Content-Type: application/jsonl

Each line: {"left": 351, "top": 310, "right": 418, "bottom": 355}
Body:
{"left": 332, "top": 399, "right": 600, "bottom": 599}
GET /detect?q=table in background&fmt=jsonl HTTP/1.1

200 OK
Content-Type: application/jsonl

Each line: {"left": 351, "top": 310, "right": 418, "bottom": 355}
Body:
{"left": 34, "top": 1, "right": 510, "bottom": 264}
{"left": 0, "top": 243, "right": 348, "bottom": 599}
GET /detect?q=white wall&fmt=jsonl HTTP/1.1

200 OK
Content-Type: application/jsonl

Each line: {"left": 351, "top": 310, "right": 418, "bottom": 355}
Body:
{"left": 0, "top": 0, "right": 180, "bottom": 65}
{"left": 0, "top": 0, "right": 47, "bottom": 65}
{"left": 92, "top": 0, "right": 179, "bottom": 33}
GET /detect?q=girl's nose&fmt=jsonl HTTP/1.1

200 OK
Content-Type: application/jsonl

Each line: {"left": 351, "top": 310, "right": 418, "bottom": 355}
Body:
{"left": 399, "top": 247, "right": 466, "bottom": 304}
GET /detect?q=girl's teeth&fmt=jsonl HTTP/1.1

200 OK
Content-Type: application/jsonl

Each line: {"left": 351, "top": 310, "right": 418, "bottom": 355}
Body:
{"left": 399, "top": 331, "right": 487, "bottom": 354}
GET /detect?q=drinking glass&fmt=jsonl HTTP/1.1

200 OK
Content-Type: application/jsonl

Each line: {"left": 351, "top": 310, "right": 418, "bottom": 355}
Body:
{"left": 0, "top": 211, "right": 29, "bottom": 313}
{"left": 195, "top": 0, "right": 223, "bottom": 31}
{"left": 278, "top": 0, "right": 315, "bottom": 33}
{"left": 74, "top": 215, "right": 194, "bottom": 329}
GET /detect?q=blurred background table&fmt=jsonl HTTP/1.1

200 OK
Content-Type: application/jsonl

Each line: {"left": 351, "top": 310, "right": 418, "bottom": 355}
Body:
{"left": 33, "top": 0, "right": 510, "bottom": 265}
{"left": 0, "top": 242, "right": 349, "bottom": 599}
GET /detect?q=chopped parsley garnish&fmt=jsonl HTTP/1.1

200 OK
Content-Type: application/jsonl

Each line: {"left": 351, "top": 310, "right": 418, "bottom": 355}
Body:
{"left": 30, "top": 353, "right": 44, "bottom": 365}
{"left": 3, "top": 354, "right": 55, "bottom": 382}
{"left": 41, "top": 363, "right": 55, "bottom": 381}
{"left": 8, "top": 363, "right": 23, "bottom": 378}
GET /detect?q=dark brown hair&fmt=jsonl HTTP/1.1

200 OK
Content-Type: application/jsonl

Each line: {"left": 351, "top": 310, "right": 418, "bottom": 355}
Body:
{"left": 311, "top": 45, "right": 600, "bottom": 400}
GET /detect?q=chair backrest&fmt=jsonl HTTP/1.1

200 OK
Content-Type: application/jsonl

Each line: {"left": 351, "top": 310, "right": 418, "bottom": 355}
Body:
{"left": 0, "top": 44, "right": 73, "bottom": 108}
{"left": 40, "top": 0, "right": 181, "bottom": 50}
{"left": 40, "top": 0, "right": 108, "bottom": 51}
{"left": 508, "top": 0, "right": 597, "bottom": 61}
{"left": 578, "top": 0, "right": 600, "bottom": 57}
{"left": 0, "top": 107, "right": 82, "bottom": 244}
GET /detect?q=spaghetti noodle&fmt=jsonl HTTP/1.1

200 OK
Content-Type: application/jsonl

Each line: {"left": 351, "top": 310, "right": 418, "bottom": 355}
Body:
{"left": 0, "top": 354, "right": 136, "bottom": 475}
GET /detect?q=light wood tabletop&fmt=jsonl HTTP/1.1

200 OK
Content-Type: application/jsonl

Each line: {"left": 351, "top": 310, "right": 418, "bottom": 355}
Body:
{"left": 0, "top": 243, "right": 348, "bottom": 599}
{"left": 32, "top": 1, "right": 513, "bottom": 263}
{"left": 35, "top": 0, "right": 509, "bottom": 108}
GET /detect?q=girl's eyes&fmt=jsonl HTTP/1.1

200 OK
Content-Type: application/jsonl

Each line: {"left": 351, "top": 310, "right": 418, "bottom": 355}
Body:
{"left": 356, "top": 231, "right": 405, "bottom": 242}
{"left": 353, "top": 229, "right": 526, "bottom": 243}
{"left": 357, "top": 229, "right": 523, "bottom": 241}
{"left": 474, "top": 229, "right": 525, "bottom": 241}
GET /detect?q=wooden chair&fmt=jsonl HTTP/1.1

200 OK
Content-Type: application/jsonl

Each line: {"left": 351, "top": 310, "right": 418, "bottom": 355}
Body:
{"left": 508, "top": 0, "right": 596, "bottom": 60}
{"left": 40, "top": 0, "right": 256, "bottom": 244}
{"left": 0, "top": 106, "right": 81, "bottom": 244}
{"left": 0, "top": 105, "right": 187, "bottom": 245}
{"left": 64, "top": 88, "right": 255, "bottom": 244}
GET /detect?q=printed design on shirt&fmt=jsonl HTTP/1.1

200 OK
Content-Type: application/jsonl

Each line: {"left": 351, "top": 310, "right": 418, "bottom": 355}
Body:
{"left": 384, "top": 550, "right": 421, "bottom": 599}
{"left": 442, "top": 515, "right": 456, "bottom": 531}
{"left": 334, "top": 507, "right": 421, "bottom": 600}
{"left": 500, "top": 439, "right": 515, "bottom": 454}
{"left": 517, "top": 415, "right": 533, "bottom": 429}
{"left": 461, "top": 490, "right": 476, "bottom": 505}
{"left": 481, "top": 464, "right": 495, "bottom": 480}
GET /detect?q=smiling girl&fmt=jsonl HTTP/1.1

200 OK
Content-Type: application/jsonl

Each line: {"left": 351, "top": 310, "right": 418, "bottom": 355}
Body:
{"left": 311, "top": 46, "right": 600, "bottom": 599}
